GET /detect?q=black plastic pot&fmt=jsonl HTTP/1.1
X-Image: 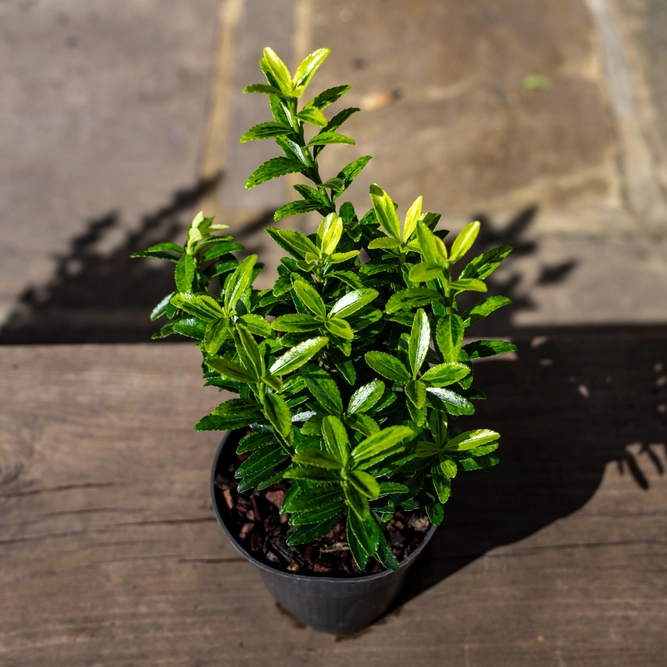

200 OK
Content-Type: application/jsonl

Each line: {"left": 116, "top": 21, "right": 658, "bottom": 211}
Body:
{"left": 210, "top": 431, "right": 436, "bottom": 635}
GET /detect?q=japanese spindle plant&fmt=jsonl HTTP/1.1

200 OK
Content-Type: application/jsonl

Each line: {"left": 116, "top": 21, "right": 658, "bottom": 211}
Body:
{"left": 133, "top": 47, "right": 516, "bottom": 572}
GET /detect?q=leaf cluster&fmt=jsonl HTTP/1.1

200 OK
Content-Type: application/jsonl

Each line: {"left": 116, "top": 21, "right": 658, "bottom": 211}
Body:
{"left": 133, "top": 47, "right": 515, "bottom": 571}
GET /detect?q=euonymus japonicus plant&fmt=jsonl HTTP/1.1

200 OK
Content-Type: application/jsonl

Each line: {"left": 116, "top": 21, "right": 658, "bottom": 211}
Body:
{"left": 133, "top": 47, "right": 516, "bottom": 572}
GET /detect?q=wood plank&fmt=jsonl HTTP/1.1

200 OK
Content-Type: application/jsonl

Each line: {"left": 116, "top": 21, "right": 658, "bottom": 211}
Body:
{"left": 0, "top": 338, "right": 666, "bottom": 666}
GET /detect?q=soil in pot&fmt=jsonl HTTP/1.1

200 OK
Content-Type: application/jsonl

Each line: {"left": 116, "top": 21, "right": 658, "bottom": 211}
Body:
{"left": 213, "top": 429, "right": 433, "bottom": 577}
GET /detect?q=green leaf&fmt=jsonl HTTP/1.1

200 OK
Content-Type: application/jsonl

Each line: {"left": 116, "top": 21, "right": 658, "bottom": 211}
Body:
{"left": 240, "top": 122, "right": 292, "bottom": 143}
{"left": 262, "top": 375, "right": 283, "bottom": 392}
{"left": 321, "top": 107, "right": 360, "bottom": 134}
{"left": 465, "top": 442, "right": 499, "bottom": 457}
{"left": 367, "top": 236, "right": 402, "bottom": 250}
{"left": 237, "top": 431, "right": 275, "bottom": 455}
{"left": 369, "top": 183, "right": 400, "bottom": 240}
{"left": 346, "top": 512, "right": 369, "bottom": 569}
{"left": 292, "top": 47, "right": 330, "bottom": 92}
{"left": 172, "top": 317, "right": 206, "bottom": 340}
{"left": 327, "top": 347, "right": 356, "bottom": 385}
{"left": 236, "top": 323, "right": 264, "bottom": 377}
{"left": 378, "top": 482, "right": 409, "bottom": 496}
{"left": 271, "top": 313, "right": 319, "bottom": 332}
{"left": 204, "top": 319, "right": 229, "bottom": 355}
{"left": 150, "top": 291, "right": 176, "bottom": 321}
{"left": 286, "top": 515, "right": 340, "bottom": 546}
{"left": 329, "top": 250, "right": 359, "bottom": 264}
{"left": 238, "top": 313, "right": 273, "bottom": 338}
{"left": 175, "top": 253, "right": 195, "bottom": 292}
{"left": 243, "top": 83, "right": 284, "bottom": 96}
{"left": 345, "top": 413, "right": 379, "bottom": 436}
{"left": 403, "top": 195, "right": 423, "bottom": 242}
{"left": 386, "top": 288, "right": 442, "bottom": 314}
{"left": 409, "top": 262, "right": 443, "bottom": 283}
{"left": 195, "top": 400, "right": 262, "bottom": 431}
{"left": 450, "top": 220, "right": 480, "bottom": 263}
{"left": 344, "top": 483, "right": 370, "bottom": 520}
{"left": 336, "top": 155, "right": 372, "bottom": 193}
{"left": 405, "top": 379, "right": 426, "bottom": 409}
{"left": 415, "top": 440, "right": 440, "bottom": 458}
{"left": 245, "top": 157, "right": 304, "bottom": 189}
{"left": 146, "top": 242, "right": 183, "bottom": 254}
{"left": 273, "top": 200, "right": 323, "bottom": 221}
{"left": 330, "top": 288, "right": 378, "bottom": 319}
{"left": 307, "top": 131, "right": 355, "bottom": 147}
{"left": 462, "top": 295, "right": 512, "bottom": 326}
{"left": 458, "top": 454, "right": 499, "bottom": 471}
{"left": 293, "top": 448, "right": 341, "bottom": 470}
{"left": 316, "top": 212, "right": 343, "bottom": 255}
{"left": 302, "top": 364, "right": 344, "bottom": 415}
{"left": 325, "top": 317, "right": 354, "bottom": 340}
{"left": 170, "top": 293, "right": 224, "bottom": 321}
{"left": 347, "top": 511, "right": 380, "bottom": 560}
{"left": 365, "top": 351, "right": 410, "bottom": 383}
{"left": 425, "top": 501, "right": 444, "bottom": 526}
{"left": 266, "top": 227, "right": 319, "bottom": 259}
{"left": 289, "top": 501, "right": 343, "bottom": 525}
{"left": 283, "top": 465, "right": 341, "bottom": 482}
{"left": 261, "top": 392, "right": 292, "bottom": 439}
{"left": 200, "top": 241, "right": 245, "bottom": 261}
{"left": 206, "top": 356, "right": 257, "bottom": 385}
{"left": 293, "top": 281, "right": 326, "bottom": 317}
{"left": 130, "top": 250, "right": 180, "bottom": 262}
{"left": 463, "top": 340, "right": 517, "bottom": 359}
{"left": 269, "top": 336, "right": 328, "bottom": 375}
{"left": 306, "top": 85, "right": 350, "bottom": 109}
{"left": 376, "top": 531, "right": 400, "bottom": 571}
{"left": 350, "top": 470, "right": 381, "bottom": 499}
{"left": 283, "top": 486, "right": 343, "bottom": 513}
{"left": 436, "top": 314, "right": 464, "bottom": 363}
{"left": 321, "top": 415, "right": 350, "bottom": 465}
{"left": 450, "top": 278, "right": 487, "bottom": 294}
{"left": 293, "top": 183, "right": 327, "bottom": 205}
{"left": 460, "top": 244, "right": 512, "bottom": 280}
{"left": 431, "top": 465, "right": 451, "bottom": 504}
{"left": 262, "top": 48, "right": 293, "bottom": 94}
{"left": 295, "top": 106, "right": 328, "bottom": 126}
{"left": 224, "top": 254, "right": 257, "bottom": 312}
{"left": 416, "top": 221, "right": 446, "bottom": 266}
{"left": 421, "top": 362, "right": 469, "bottom": 387}
{"left": 444, "top": 429, "right": 499, "bottom": 452}
{"left": 440, "top": 456, "right": 458, "bottom": 478}
{"left": 408, "top": 308, "right": 430, "bottom": 377}
{"left": 352, "top": 426, "right": 414, "bottom": 469}
{"left": 235, "top": 443, "right": 289, "bottom": 480}
{"left": 348, "top": 379, "right": 385, "bottom": 414}
{"left": 426, "top": 387, "right": 475, "bottom": 416}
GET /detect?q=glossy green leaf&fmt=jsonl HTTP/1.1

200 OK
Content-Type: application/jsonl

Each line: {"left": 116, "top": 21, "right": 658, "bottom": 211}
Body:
{"left": 350, "top": 470, "right": 381, "bottom": 499}
{"left": 386, "top": 288, "right": 442, "bottom": 314}
{"left": 351, "top": 426, "right": 414, "bottom": 469}
{"left": 409, "top": 262, "right": 443, "bottom": 283}
{"left": 171, "top": 293, "right": 224, "bottom": 321}
{"left": 307, "top": 131, "right": 355, "bottom": 147}
{"left": 325, "top": 317, "right": 354, "bottom": 340}
{"left": 336, "top": 155, "right": 372, "bottom": 193}
{"left": 245, "top": 157, "right": 304, "bottom": 189}
{"left": 265, "top": 227, "right": 319, "bottom": 259}
{"left": 460, "top": 244, "right": 512, "bottom": 280}
{"left": 261, "top": 392, "right": 292, "bottom": 439}
{"left": 287, "top": 515, "right": 340, "bottom": 546}
{"left": 426, "top": 387, "right": 475, "bottom": 416}
{"left": 236, "top": 431, "right": 275, "bottom": 455}
{"left": 450, "top": 278, "right": 487, "bottom": 294}
{"left": 301, "top": 364, "right": 344, "bottom": 415}
{"left": 321, "top": 415, "right": 350, "bottom": 465}
{"left": 283, "top": 485, "right": 343, "bottom": 513}
{"left": 316, "top": 212, "right": 343, "bottom": 256}
{"left": 369, "top": 183, "right": 400, "bottom": 240}
{"left": 408, "top": 308, "right": 430, "bottom": 377}
{"left": 271, "top": 313, "right": 319, "bottom": 332}
{"left": 292, "top": 47, "right": 330, "bottom": 92}
{"left": 236, "top": 324, "right": 264, "bottom": 377}
{"left": 421, "top": 362, "right": 469, "bottom": 387}
{"left": 293, "top": 448, "right": 341, "bottom": 470}
{"left": 306, "top": 85, "right": 350, "bottom": 109}
{"left": 344, "top": 483, "right": 370, "bottom": 520}
{"left": 295, "top": 106, "right": 327, "bottom": 126}
{"left": 346, "top": 512, "right": 369, "bottom": 569}
{"left": 345, "top": 413, "right": 379, "bottom": 436}
{"left": 289, "top": 501, "right": 343, "bottom": 525}
{"left": 224, "top": 254, "right": 257, "bottom": 312}
{"left": 293, "top": 281, "right": 326, "bottom": 317}
{"left": 365, "top": 351, "right": 410, "bottom": 383}
{"left": 347, "top": 510, "right": 380, "bottom": 560}
{"left": 463, "top": 339, "right": 517, "bottom": 359}
{"left": 431, "top": 465, "right": 452, "bottom": 504}
{"left": 425, "top": 501, "right": 444, "bottom": 526}
{"left": 436, "top": 314, "right": 464, "bottom": 363}
{"left": 175, "top": 253, "right": 195, "bottom": 292}
{"left": 283, "top": 465, "right": 341, "bottom": 482}
{"left": 262, "top": 48, "right": 293, "bottom": 94}
{"left": 465, "top": 442, "right": 499, "bottom": 457}
{"left": 405, "top": 379, "right": 426, "bottom": 409}
{"left": 415, "top": 440, "right": 440, "bottom": 458}
{"left": 238, "top": 313, "right": 272, "bottom": 338}
{"left": 376, "top": 531, "right": 400, "bottom": 571}
{"left": 243, "top": 83, "right": 284, "bottom": 96}
{"left": 378, "top": 482, "right": 409, "bottom": 496}
{"left": 269, "top": 336, "right": 328, "bottom": 375}
{"left": 329, "top": 250, "right": 359, "bottom": 264}
{"left": 450, "top": 220, "right": 480, "bottom": 263}
{"left": 171, "top": 317, "right": 206, "bottom": 340}
{"left": 416, "top": 221, "right": 446, "bottom": 266}
{"left": 403, "top": 195, "right": 423, "bottom": 242}
{"left": 347, "top": 379, "right": 385, "bottom": 414}
{"left": 330, "top": 288, "right": 378, "bottom": 319}
{"left": 240, "top": 122, "right": 292, "bottom": 143}
{"left": 200, "top": 241, "right": 244, "bottom": 261}
{"left": 273, "top": 200, "right": 323, "bottom": 221}
{"left": 444, "top": 429, "right": 499, "bottom": 452}
{"left": 235, "top": 443, "right": 289, "bottom": 479}
{"left": 206, "top": 356, "right": 256, "bottom": 383}
{"left": 462, "top": 295, "right": 512, "bottom": 326}
{"left": 458, "top": 454, "right": 500, "bottom": 471}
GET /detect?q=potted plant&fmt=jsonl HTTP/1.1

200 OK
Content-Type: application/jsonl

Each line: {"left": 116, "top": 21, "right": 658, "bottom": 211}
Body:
{"left": 133, "top": 47, "right": 515, "bottom": 634}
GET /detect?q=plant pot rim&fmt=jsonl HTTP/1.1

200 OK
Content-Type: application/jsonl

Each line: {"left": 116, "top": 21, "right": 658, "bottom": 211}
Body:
{"left": 211, "top": 431, "right": 437, "bottom": 585}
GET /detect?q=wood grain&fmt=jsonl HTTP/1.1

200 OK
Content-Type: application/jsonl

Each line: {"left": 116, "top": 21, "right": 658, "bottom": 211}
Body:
{"left": 1, "top": 339, "right": 666, "bottom": 666}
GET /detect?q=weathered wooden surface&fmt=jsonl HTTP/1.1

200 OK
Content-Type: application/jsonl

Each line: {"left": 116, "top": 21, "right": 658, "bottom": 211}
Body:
{"left": 1, "top": 338, "right": 666, "bottom": 666}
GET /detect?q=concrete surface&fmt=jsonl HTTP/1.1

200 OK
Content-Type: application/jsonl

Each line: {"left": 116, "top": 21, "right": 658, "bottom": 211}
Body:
{"left": 0, "top": 0, "right": 665, "bottom": 342}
